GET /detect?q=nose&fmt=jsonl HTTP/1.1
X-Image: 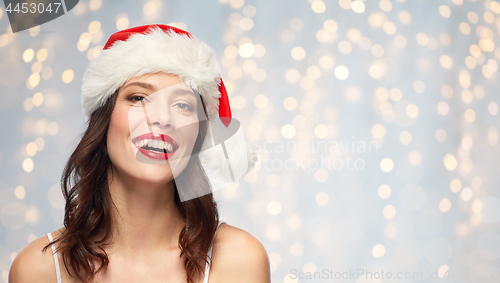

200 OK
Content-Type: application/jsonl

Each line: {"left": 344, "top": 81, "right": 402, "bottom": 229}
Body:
{"left": 142, "top": 99, "right": 175, "bottom": 129}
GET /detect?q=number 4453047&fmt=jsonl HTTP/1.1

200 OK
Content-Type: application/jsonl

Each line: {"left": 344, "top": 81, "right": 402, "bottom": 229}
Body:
{"left": 5, "top": 2, "right": 62, "bottom": 14}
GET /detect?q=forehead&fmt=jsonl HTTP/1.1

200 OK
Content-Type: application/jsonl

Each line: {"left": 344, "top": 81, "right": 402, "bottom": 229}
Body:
{"left": 120, "top": 73, "right": 197, "bottom": 97}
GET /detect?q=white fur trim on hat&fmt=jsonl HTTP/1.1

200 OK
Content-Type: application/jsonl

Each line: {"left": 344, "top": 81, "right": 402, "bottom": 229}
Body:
{"left": 81, "top": 26, "right": 222, "bottom": 120}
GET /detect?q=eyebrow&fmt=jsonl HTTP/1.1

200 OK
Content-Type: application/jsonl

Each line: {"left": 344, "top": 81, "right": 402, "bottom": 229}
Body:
{"left": 121, "top": 81, "right": 157, "bottom": 91}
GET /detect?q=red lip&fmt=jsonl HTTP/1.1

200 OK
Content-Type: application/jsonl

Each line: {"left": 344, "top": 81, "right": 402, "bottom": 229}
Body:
{"left": 132, "top": 133, "right": 179, "bottom": 160}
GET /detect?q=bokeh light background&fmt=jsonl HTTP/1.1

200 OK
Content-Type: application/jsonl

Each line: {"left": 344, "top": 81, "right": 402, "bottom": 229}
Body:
{"left": 1, "top": 0, "right": 500, "bottom": 282}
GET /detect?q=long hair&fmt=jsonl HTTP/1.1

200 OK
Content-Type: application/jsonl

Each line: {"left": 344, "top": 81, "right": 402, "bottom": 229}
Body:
{"left": 43, "top": 87, "right": 219, "bottom": 283}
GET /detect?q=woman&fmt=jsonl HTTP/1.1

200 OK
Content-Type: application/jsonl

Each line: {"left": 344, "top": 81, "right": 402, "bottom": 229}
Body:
{"left": 9, "top": 25, "right": 270, "bottom": 283}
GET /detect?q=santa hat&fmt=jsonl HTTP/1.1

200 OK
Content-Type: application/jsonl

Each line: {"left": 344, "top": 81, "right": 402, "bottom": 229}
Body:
{"left": 81, "top": 24, "right": 255, "bottom": 199}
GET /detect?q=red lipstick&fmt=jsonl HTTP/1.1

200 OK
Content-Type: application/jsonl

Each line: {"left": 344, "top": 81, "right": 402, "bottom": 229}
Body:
{"left": 132, "top": 133, "right": 179, "bottom": 160}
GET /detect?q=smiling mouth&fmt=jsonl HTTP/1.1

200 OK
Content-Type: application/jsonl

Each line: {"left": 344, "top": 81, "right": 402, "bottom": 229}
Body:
{"left": 134, "top": 139, "right": 178, "bottom": 153}
{"left": 132, "top": 133, "right": 179, "bottom": 160}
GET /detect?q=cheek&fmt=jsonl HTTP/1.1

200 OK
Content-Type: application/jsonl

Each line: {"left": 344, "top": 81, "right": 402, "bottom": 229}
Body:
{"left": 107, "top": 107, "right": 132, "bottom": 156}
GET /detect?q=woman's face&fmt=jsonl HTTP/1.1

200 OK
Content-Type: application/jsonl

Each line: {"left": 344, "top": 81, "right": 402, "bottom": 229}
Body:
{"left": 107, "top": 72, "right": 201, "bottom": 185}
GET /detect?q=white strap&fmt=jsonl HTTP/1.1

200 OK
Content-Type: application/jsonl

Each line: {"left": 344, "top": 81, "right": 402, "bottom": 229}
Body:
{"left": 203, "top": 222, "right": 223, "bottom": 283}
{"left": 47, "top": 233, "right": 62, "bottom": 283}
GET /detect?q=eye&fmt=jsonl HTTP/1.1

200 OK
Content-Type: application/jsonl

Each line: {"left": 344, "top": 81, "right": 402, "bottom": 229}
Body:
{"left": 174, "top": 103, "right": 194, "bottom": 111}
{"left": 128, "top": 95, "right": 147, "bottom": 103}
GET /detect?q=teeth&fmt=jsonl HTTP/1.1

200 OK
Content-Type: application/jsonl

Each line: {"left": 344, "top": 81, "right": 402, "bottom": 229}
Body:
{"left": 135, "top": 139, "right": 176, "bottom": 153}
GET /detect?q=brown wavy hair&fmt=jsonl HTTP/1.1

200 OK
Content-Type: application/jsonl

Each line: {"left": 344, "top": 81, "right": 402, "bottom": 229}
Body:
{"left": 43, "top": 87, "right": 219, "bottom": 283}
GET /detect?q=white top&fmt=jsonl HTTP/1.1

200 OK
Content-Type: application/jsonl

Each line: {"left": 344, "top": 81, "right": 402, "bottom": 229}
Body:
{"left": 46, "top": 222, "right": 222, "bottom": 283}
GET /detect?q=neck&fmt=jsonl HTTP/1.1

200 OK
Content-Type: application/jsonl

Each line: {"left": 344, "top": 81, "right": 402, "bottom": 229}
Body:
{"left": 106, "top": 165, "right": 185, "bottom": 255}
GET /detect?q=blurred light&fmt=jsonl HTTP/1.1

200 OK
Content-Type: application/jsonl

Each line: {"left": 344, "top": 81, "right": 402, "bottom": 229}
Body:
{"left": 489, "top": 102, "right": 499, "bottom": 115}
{"left": 23, "top": 49, "right": 34, "bottom": 62}
{"left": 283, "top": 97, "right": 297, "bottom": 111}
{"left": 351, "top": 0, "right": 365, "bottom": 13}
{"left": 440, "top": 33, "right": 452, "bottom": 45}
{"left": 323, "top": 19, "right": 338, "bottom": 32}
{"left": 23, "top": 158, "right": 34, "bottom": 172}
{"left": 338, "top": 41, "right": 352, "bottom": 54}
{"left": 307, "top": 66, "right": 321, "bottom": 79}
{"left": 240, "top": 18, "right": 254, "bottom": 30}
{"left": 225, "top": 45, "right": 238, "bottom": 59}
{"left": 47, "top": 122, "right": 59, "bottom": 136}
{"left": 287, "top": 215, "right": 302, "bottom": 230}
{"left": 380, "top": 158, "right": 394, "bottom": 172}
{"left": 230, "top": 0, "right": 244, "bottom": 9}
{"left": 460, "top": 22, "right": 471, "bottom": 35}
{"left": 334, "top": 65, "right": 349, "bottom": 80}
{"left": 439, "top": 5, "right": 451, "bottom": 18}
{"left": 88, "top": 21, "right": 101, "bottom": 34}
{"left": 89, "top": 0, "right": 102, "bottom": 10}
{"left": 318, "top": 56, "right": 334, "bottom": 69}
{"left": 440, "top": 55, "right": 453, "bottom": 69}
{"left": 242, "top": 5, "right": 257, "bottom": 17}
{"left": 32, "top": 61, "right": 43, "bottom": 73}
{"left": 239, "top": 43, "right": 255, "bottom": 58}
{"left": 398, "top": 10, "right": 412, "bottom": 25}
{"left": 371, "top": 124, "right": 385, "bottom": 138}
{"left": 400, "top": 131, "right": 412, "bottom": 145}
{"left": 267, "top": 201, "right": 282, "bottom": 215}
{"left": 464, "top": 109, "right": 476, "bottom": 123}
{"left": 281, "top": 124, "right": 296, "bottom": 139}
{"left": 28, "top": 73, "right": 40, "bottom": 88}
{"left": 413, "top": 80, "right": 426, "bottom": 93}
{"left": 437, "top": 101, "right": 449, "bottom": 115}
{"left": 242, "top": 59, "right": 257, "bottom": 73}
{"left": 435, "top": 128, "right": 447, "bottom": 142}
{"left": 472, "top": 200, "right": 483, "bottom": 213}
{"left": 15, "top": 185, "right": 26, "bottom": 200}
{"left": 285, "top": 69, "right": 300, "bottom": 83}
{"left": 379, "top": 0, "right": 392, "bottom": 11}
{"left": 346, "top": 28, "right": 362, "bottom": 42}
{"left": 338, "top": 0, "right": 351, "bottom": 9}
{"left": 439, "top": 198, "right": 451, "bottom": 212}
{"left": 371, "top": 44, "right": 384, "bottom": 57}
{"left": 252, "top": 68, "right": 266, "bottom": 82}
{"left": 23, "top": 98, "right": 33, "bottom": 112}
{"left": 315, "top": 191, "right": 329, "bottom": 205}
{"left": 314, "top": 125, "right": 328, "bottom": 138}
{"left": 461, "top": 136, "right": 473, "bottom": 150}
{"left": 291, "top": 47, "right": 306, "bottom": 60}
{"left": 372, "top": 244, "right": 385, "bottom": 258}
{"left": 253, "top": 94, "right": 268, "bottom": 108}
{"left": 116, "top": 14, "right": 129, "bottom": 30}
{"left": 378, "top": 184, "right": 391, "bottom": 199}
{"left": 42, "top": 67, "right": 53, "bottom": 80}
{"left": 32, "top": 92, "right": 43, "bottom": 106}
{"left": 62, "top": 69, "right": 74, "bottom": 83}
{"left": 26, "top": 142, "right": 37, "bottom": 156}
{"left": 461, "top": 187, "right": 472, "bottom": 201}
{"left": 406, "top": 104, "right": 419, "bottom": 118}
{"left": 383, "top": 22, "right": 396, "bottom": 34}
{"left": 311, "top": 1, "right": 326, "bottom": 13}
{"left": 450, "top": 178, "right": 462, "bottom": 193}
{"left": 443, "top": 154, "right": 457, "bottom": 171}
{"left": 383, "top": 205, "right": 396, "bottom": 219}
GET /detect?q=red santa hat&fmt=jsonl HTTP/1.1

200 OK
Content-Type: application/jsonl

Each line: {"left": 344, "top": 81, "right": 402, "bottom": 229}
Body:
{"left": 81, "top": 24, "right": 255, "bottom": 198}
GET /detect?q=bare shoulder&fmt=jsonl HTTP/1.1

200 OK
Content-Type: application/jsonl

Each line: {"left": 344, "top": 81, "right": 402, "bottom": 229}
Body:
{"left": 209, "top": 223, "right": 270, "bottom": 283}
{"left": 8, "top": 228, "right": 63, "bottom": 283}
